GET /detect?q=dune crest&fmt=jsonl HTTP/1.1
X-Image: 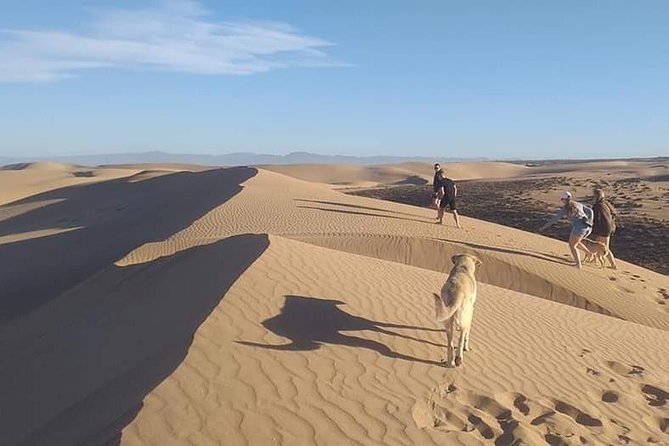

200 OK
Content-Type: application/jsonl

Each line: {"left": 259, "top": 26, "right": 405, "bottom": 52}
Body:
{"left": 0, "top": 164, "right": 667, "bottom": 445}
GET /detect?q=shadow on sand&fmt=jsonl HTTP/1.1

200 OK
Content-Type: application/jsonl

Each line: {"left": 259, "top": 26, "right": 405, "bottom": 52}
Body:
{"left": 295, "top": 199, "right": 426, "bottom": 219}
{"left": 0, "top": 167, "right": 257, "bottom": 322}
{"left": 0, "top": 233, "right": 270, "bottom": 446}
{"left": 437, "top": 238, "right": 572, "bottom": 266}
{"left": 239, "top": 295, "right": 444, "bottom": 366}
{"left": 296, "top": 205, "right": 430, "bottom": 224}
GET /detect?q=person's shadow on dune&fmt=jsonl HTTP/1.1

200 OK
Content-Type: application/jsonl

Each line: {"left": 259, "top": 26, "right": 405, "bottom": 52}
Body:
{"left": 0, "top": 166, "right": 257, "bottom": 323}
{"left": 239, "top": 295, "right": 444, "bottom": 366}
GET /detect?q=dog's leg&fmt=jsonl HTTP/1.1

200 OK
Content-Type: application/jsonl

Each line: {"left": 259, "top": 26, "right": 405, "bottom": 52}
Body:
{"left": 463, "top": 316, "right": 472, "bottom": 353}
{"left": 583, "top": 251, "right": 597, "bottom": 263}
{"left": 464, "top": 325, "right": 472, "bottom": 352}
{"left": 462, "top": 298, "right": 475, "bottom": 353}
{"left": 455, "top": 329, "right": 465, "bottom": 367}
{"left": 444, "top": 321, "right": 456, "bottom": 367}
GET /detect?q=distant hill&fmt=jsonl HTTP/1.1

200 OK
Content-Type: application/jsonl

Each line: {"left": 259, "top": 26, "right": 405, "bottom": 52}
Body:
{"left": 0, "top": 151, "right": 486, "bottom": 167}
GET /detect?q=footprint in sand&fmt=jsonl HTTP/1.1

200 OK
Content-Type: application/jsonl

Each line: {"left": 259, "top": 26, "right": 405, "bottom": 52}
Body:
{"left": 606, "top": 360, "right": 645, "bottom": 378}
{"left": 552, "top": 399, "right": 603, "bottom": 427}
{"left": 579, "top": 347, "right": 592, "bottom": 358}
{"left": 602, "top": 390, "right": 620, "bottom": 403}
{"left": 413, "top": 387, "right": 614, "bottom": 445}
{"left": 659, "top": 417, "right": 669, "bottom": 434}
{"left": 586, "top": 367, "right": 605, "bottom": 379}
{"left": 593, "top": 358, "right": 669, "bottom": 437}
{"left": 641, "top": 385, "right": 669, "bottom": 408}
{"left": 657, "top": 288, "right": 669, "bottom": 306}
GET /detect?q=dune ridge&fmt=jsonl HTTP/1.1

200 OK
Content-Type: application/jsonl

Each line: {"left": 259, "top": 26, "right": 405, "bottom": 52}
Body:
{"left": 0, "top": 165, "right": 667, "bottom": 445}
{"left": 261, "top": 159, "right": 669, "bottom": 189}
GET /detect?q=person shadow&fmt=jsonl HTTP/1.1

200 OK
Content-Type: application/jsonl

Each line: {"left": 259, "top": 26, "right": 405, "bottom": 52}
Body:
{"left": 239, "top": 295, "right": 444, "bottom": 366}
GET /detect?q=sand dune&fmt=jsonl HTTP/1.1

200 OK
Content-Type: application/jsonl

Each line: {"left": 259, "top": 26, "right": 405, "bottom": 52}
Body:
{"left": 258, "top": 163, "right": 433, "bottom": 188}
{"left": 0, "top": 162, "right": 210, "bottom": 206}
{"left": 262, "top": 160, "right": 669, "bottom": 189}
{"left": 1, "top": 164, "right": 668, "bottom": 445}
{"left": 0, "top": 167, "right": 256, "bottom": 322}
{"left": 0, "top": 162, "right": 139, "bottom": 206}
{"left": 260, "top": 161, "right": 531, "bottom": 188}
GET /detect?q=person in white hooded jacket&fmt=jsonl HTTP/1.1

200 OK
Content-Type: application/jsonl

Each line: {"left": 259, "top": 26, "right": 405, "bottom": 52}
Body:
{"left": 539, "top": 191, "right": 595, "bottom": 269}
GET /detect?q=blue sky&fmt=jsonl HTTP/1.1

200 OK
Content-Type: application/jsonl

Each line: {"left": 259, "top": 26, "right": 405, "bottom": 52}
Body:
{"left": 1, "top": 0, "right": 667, "bottom": 159}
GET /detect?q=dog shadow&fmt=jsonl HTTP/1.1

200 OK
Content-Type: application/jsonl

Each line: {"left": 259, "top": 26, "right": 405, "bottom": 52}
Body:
{"left": 239, "top": 295, "right": 444, "bottom": 366}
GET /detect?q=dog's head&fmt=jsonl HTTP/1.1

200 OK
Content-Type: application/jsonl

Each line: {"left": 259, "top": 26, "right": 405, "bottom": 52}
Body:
{"left": 451, "top": 254, "right": 482, "bottom": 272}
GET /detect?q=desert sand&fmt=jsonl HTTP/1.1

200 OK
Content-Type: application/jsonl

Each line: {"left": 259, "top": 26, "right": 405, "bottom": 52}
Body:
{"left": 260, "top": 161, "right": 531, "bottom": 188}
{"left": 1, "top": 161, "right": 668, "bottom": 445}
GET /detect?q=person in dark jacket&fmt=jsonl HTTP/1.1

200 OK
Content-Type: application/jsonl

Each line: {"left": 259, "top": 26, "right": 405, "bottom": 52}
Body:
{"left": 591, "top": 188, "right": 618, "bottom": 269}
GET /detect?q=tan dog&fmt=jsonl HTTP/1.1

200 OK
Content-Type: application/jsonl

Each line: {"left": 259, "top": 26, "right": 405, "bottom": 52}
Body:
{"left": 432, "top": 254, "right": 482, "bottom": 367}
{"left": 582, "top": 238, "right": 609, "bottom": 269}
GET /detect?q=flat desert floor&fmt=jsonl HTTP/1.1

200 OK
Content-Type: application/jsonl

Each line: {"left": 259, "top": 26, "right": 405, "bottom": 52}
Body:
{"left": 1, "top": 160, "right": 668, "bottom": 445}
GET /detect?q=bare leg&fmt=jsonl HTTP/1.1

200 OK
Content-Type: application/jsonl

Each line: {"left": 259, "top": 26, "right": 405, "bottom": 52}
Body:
{"left": 576, "top": 242, "right": 592, "bottom": 260}
{"left": 569, "top": 233, "right": 591, "bottom": 268}
{"left": 437, "top": 207, "right": 445, "bottom": 224}
{"left": 576, "top": 242, "right": 593, "bottom": 262}
{"left": 452, "top": 210, "right": 462, "bottom": 229}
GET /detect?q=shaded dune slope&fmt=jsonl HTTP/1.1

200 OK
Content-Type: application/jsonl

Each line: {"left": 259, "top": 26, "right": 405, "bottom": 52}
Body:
{"left": 0, "top": 167, "right": 257, "bottom": 322}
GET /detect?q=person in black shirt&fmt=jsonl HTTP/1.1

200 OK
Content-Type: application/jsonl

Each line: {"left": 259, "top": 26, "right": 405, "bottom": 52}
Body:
{"left": 436, "top": 169, "right": 462, "bottom": 228}
{"left": 431, "top": 163, "right": 443, "bottom": 218}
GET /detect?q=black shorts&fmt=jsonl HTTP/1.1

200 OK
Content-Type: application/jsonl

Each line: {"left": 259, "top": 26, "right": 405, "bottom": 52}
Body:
{"left": 439, "top": 197, "right": 457, "bottom": 211}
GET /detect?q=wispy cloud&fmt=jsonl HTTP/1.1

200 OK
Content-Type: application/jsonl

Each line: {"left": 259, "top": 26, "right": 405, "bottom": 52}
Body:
{"left": 0, "top": 0, "right": 346, "bottom": 82}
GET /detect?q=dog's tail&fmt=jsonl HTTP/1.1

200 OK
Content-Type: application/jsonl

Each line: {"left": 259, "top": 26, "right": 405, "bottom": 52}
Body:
{"left": 433, "top": 292, "right": 463, "bottom": 323}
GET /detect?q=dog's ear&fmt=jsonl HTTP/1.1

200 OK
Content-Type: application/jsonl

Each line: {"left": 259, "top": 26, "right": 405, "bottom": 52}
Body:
{"left": 451, "top": 255, "right": 461, "bottom": 265}
{"left": 474, "top": 256, "right": 482, "bottom": 267}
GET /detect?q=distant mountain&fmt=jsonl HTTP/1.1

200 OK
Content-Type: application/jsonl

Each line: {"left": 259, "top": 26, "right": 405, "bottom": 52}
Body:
{"left": 0, "top": 151, "right": 486, "bottom": 167}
